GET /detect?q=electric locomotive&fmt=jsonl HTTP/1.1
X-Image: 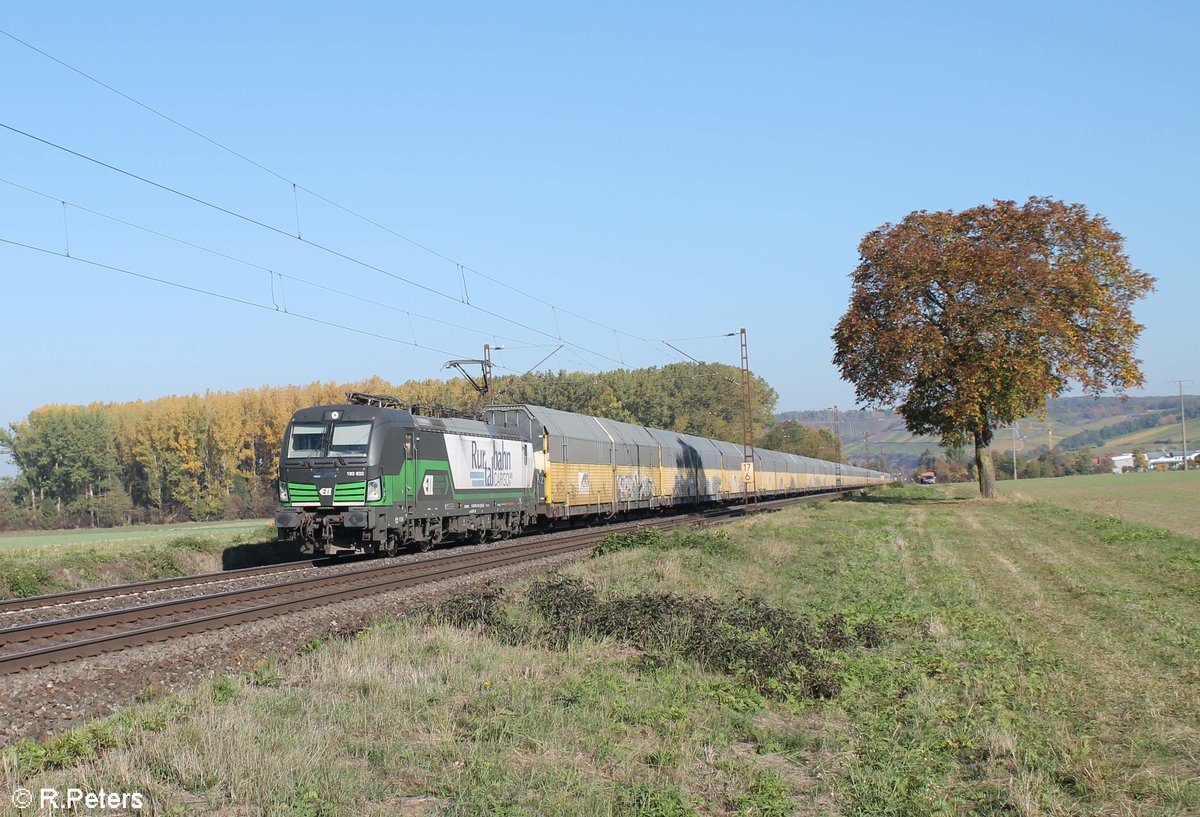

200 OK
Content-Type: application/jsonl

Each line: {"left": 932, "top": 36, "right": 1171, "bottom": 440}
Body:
{"left": 274, "top": 393, "right": 535, "bottom": 555}
{"left": 275, "top": 393, "right": 892, "bottom": 556}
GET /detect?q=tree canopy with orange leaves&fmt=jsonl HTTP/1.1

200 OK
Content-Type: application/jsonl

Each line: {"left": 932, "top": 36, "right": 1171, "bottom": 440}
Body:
{"left": 832, "top": 197, "right": 1155, "bottom": 498}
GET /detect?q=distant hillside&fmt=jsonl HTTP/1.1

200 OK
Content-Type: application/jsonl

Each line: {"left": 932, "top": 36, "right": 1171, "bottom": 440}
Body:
{"left": 779, "top": 395, "right": 1200, "bottom": 466}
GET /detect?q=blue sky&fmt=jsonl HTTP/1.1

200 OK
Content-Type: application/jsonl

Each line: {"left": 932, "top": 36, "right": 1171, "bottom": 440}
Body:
{"left": 1, "top": 2, "right": 1196, "bottom": 467}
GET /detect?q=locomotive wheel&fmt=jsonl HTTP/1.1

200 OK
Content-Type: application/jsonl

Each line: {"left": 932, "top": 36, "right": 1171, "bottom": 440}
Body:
{"left": 419, "top": 522, "right": 442, "bottom": 552}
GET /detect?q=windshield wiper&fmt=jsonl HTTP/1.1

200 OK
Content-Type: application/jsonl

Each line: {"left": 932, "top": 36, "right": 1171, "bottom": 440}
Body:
{"left": 312, "top": 429, "right": 335, "bottom": 468}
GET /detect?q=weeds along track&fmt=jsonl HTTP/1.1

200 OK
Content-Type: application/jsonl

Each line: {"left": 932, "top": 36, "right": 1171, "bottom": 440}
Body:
{"left": 0, "top": 490, "right": 852, "bottom": 675}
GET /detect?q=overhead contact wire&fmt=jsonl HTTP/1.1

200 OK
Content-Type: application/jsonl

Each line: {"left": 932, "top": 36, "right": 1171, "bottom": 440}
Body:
{"left": 0, "top": 176, "right": 556, "bottom": 351}
{"left": 0, "top": 236, "right": 479, "bottom": 362}
{"left": 0, "top": 27, "right": 681, "bottom": 366}
{"left": 0, "top": 122, "right": 627, "bottom": 367}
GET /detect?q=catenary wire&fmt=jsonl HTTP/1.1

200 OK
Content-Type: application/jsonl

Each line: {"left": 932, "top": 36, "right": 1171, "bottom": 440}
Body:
{"left": 0, "top": 121, "right": 632, "bottom": 369}
{"left": 0, "top": 176, "right": 561, "bottom": 353}
{"left": 0, "top": 236, "right": 545, "bottom": 372}
{"left": 0, "top": 26, "right": 680, "bottom": 366}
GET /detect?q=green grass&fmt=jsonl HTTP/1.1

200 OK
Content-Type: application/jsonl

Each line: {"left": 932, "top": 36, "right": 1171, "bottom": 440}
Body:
{"left": 4, "top": 486, "right": 1198, "bottom": 815}
{"left": 0, "top": 519, "right": 270, "bottom": 551}
{"left": 988, "top": 471, "right": 1200, "bottom": 539}
{"left": 0, "top": 522, "right": 279, "bottom": 599}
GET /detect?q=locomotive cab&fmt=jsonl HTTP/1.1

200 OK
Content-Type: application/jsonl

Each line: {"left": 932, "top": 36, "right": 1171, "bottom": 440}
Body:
{"left": 274, "top": 399, "right": 414, "bottom": 556}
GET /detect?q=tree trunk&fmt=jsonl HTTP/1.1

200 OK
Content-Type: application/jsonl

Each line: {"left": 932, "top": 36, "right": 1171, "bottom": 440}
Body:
{"left": 974, "top": 430, "right": 997, "bottom": 499}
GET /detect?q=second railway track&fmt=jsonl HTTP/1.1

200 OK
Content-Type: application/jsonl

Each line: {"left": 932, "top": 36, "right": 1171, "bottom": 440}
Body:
{"left": 0, "top": 555, "right": 360, "bottom": 618}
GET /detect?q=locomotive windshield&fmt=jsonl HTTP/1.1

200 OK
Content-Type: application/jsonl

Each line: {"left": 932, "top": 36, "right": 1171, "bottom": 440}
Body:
{"left": 287, "top": 423, "right": 326, "bottom": 458}
{"left": 329, "top": 422, "right": 371, "bottom": 456}
{"left": 286, "top": 421, "right": 372, "bottom": 459}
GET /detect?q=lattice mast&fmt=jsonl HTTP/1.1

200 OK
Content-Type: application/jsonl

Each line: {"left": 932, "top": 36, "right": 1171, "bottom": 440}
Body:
{"left": 834, "top": 404, "right": 842, "bottom": 487}
{"left": 740, "top": 328, "right": 757, "bottom": 507}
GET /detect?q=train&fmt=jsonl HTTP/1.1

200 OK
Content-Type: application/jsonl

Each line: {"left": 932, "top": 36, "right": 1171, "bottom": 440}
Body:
{"left": 273, "top": 393, "right": 891, "bottom": 555}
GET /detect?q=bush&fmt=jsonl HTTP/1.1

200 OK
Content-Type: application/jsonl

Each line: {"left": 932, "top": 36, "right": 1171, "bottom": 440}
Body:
{"left": 427, "top": 583, "right": 534, "bottom": 645}
{"left": 0, "top": 562, "right": 55, "bottom": 598}
{"left": 523, "top": 575, "right": 886, "bottom": 700}
{"left": 187, "top": 496, "right": 225, "bottom": 522}
{"left": 429, "top": 582, "right": 507, "bottom": 630}
{"left": 431, "top": 576, "right": 889, "bottom": 703}
{"left": 593, "top": 527, "right": 665, "bottom": 556}
{"left": 167, "top": 534, "right": 221, "bottom": 553}
{"left": 128, "top": 547, "right": 186, "bottom": 578}
{"left": 592, "top": 526, "right": 741, "bottom": 558}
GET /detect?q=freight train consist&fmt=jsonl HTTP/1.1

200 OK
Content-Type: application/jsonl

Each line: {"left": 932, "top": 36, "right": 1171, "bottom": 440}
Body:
{"left": 274, "top": 394, "right": 890, "bottom": 555}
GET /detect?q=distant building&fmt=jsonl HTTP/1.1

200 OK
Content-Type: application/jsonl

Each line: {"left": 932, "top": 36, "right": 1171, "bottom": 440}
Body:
{"left": 1110, "top": 450, "right": 1198, "bottom": 472}
{"left": 1147, "top": 450, "right": 1199, "bottom": 470}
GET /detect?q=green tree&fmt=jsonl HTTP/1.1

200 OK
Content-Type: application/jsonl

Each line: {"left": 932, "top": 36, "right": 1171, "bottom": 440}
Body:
{"left": 917, "top": 448, "right": 937, "bottom": 472}
{"left": 993, "top": 450, "right": 1026, "bottom": 480}
{"left": 492, "top": 362, "right": 777, "bottom": 442}
{"left": 0, "top": 477, "right": 36, "bottom": 531}
{"left": 1133, "top": 449, "right": 1148, "bottom": 471}
{"left": 0, "top": 406, "right": 124, "bottom": 525}
{"left": 832, "top": 197, "right": 1154, "bottom": 498}
{"left": 758, "top": 422, "right": 840, "bottom": 460}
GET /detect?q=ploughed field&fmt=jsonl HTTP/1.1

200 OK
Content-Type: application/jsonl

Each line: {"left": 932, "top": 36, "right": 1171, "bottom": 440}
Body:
{"left": 4, "top": 486, "right": 1197, "bottom": 815}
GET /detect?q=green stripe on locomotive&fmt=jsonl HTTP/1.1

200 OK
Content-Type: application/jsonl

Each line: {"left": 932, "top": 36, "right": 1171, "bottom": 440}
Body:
{"left": 285, "top": 482, "right": 319, "bottom": 503}
{"left": 369, "top": 458, "right": 529, "bottom": 505}
{"left": 334, "top": 481, "right": 366, "bottom": 503}
{"left": 283, "top": 458, "right": 528, "bottom": 508}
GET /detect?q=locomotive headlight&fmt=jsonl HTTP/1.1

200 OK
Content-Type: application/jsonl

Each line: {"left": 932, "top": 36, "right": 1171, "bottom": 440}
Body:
{"left": 279, "top": 483, "right": 289, "bottom": 502}
{"left": 366, "top": 477, "right": 382, "bottom": 502}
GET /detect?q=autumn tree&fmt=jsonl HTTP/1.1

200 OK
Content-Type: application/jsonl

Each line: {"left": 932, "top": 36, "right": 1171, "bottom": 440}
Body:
{"left": 832, "top": 197, "right": 1154, "bottom": 498}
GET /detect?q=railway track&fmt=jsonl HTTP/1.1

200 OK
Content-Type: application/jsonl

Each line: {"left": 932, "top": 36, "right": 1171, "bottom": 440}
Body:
{"left": 0, "top": 489, "right": 854, "bottom": 675}
{"left": 0, "top": 555, "right": 359, "bottom": 618}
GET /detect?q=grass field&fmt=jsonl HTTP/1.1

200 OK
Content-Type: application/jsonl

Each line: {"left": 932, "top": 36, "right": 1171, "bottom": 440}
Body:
{"left": 0, "top": 521, "right": 281, "bottom": 599}
{"left": 991, "top": 470, "right": 1200, "bottom": 538}
{"left": 0, "top": 518, "right": 271, "bottom": 551}
{"left": 4, "top": 485, "right": 1197, "bottom": 815}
